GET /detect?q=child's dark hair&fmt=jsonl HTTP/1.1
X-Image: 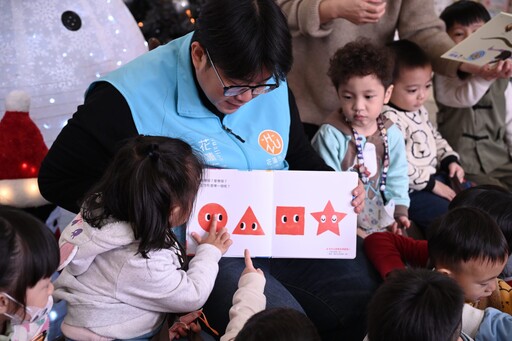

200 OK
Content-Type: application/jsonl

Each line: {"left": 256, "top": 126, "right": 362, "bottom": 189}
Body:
{"left": 449, "top": 185, "right": 512, "bottom": 255}
{"left": 387, "top": 39, "right": 431, "bottom": 82}
{"left": 234, "top": 307, "right": 321, "bottom": 341}
{"left": 0, "top": 206, "right": 59, "bottom": 314}
{"left": 81, "top": 135, "right": 204, "bottom": 259}
{"left": 428, "top": 207, "right": 509, "bottom": 271}
{"left": 328, "top": 38, "right": 393, "bottom": 90}
{"left": 368, "top": 268, "right": 464, "bottom": 341}
{"left": 440, "top": 0, "right": 491, "bottom": 31}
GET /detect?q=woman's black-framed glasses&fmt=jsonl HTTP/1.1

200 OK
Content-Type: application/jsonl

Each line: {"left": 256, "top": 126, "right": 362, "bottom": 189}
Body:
{"left": 205, "top": 49, "right": 278, "bottom": 97}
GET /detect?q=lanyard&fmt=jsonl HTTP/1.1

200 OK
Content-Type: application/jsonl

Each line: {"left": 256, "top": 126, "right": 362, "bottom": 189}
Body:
{"left": 349, "top": 114, "right": 390, "bottom": 195}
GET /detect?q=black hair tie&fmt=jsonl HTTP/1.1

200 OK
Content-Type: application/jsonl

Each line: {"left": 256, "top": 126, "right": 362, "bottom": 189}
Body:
{"left": 146, "top": 143, "right": 160, "bottom": 162}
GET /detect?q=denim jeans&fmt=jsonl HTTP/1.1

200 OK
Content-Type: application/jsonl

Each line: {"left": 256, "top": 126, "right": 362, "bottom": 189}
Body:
{"left": 203, "top": 237, "right": 381, "bottom": 341}
{"left": 409, "top": 173, "right": 451, "bottom": 234}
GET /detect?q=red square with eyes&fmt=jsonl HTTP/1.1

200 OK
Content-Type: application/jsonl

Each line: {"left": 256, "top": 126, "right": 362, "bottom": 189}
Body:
{"left": 275, "top": 206, "right": 305, "bottom": 235}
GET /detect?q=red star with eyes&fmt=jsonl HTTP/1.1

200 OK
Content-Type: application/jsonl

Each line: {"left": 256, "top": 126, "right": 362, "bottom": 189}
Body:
{"left": 310, "top": 200, "right": 347, "bottom": 236}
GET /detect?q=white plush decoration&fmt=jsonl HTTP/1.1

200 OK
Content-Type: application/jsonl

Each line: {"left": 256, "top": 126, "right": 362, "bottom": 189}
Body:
{"left": 0, "top": 0, "right": 147, "bottom": 147}
{"left": 5, "top": 90, "right": 31, "bottom": 112}
{"left": 0, "top": 178, "right": 49, "bottom": 207}
{"left": 0, "top": 0, "right": 148, "bottom": 208}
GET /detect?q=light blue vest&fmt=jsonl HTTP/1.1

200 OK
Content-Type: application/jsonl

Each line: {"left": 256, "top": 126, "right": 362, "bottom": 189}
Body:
{"left": 90, "top": 32, "right": 291, "bottom": 171}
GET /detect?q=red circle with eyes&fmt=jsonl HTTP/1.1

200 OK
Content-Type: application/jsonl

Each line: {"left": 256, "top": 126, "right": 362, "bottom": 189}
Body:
{"left": 197, "top": 203, "right": 228, "bottom": 232}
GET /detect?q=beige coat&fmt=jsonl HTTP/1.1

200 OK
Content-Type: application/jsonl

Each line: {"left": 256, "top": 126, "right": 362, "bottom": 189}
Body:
{"left": 277, "top": 0, "right": 459, "bottom": 126}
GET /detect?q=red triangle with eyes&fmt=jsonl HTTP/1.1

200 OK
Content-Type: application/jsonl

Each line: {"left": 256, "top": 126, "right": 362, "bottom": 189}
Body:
{"left": 232, "top": 206, "right": 265, "bottom": 235}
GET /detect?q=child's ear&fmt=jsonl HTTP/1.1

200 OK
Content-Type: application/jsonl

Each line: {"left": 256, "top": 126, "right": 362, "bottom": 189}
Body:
{"left": 168, "top": 206, "right": 184, "bottom": 227}
{"left": 436, "top": 267, "right": 453, "bottom": 277}
{"left": 0, "top": 294, "right": 10, "bottom": 315}
{"left": 383, "top": 84, "right": 394, "bottom": 104}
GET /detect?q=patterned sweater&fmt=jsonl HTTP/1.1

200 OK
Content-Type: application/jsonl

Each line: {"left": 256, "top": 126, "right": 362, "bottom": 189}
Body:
{"left": 383, "top": 103, "right": 459, "bottom": 192}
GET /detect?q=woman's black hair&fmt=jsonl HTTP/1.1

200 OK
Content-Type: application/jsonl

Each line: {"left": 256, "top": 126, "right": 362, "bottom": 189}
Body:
{"left": 81, "top": 135, "right": 204, "bottom": 260}
{"left": 440, "top": 0, "right": 491, "bottom": 30}
{"left": 0, "top": 206, "right": 59, "bottom": 314}
{"left": 193, "top": 0, "right": 292, "bottom": 85}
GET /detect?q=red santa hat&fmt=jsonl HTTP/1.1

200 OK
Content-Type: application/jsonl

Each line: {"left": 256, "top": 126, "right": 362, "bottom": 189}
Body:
{"left": 0, "top": 90, "right": 49, "bottom": 208}
{"left": 0, "top": 90, "right": 48, "bottom": 180}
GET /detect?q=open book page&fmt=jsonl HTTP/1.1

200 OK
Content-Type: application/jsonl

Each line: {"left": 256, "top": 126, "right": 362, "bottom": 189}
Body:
{"left": 441, "top": 12, "right": 512, "bottom": 66}
{"left": 186, "top": 169, "right": 357, "bottom": 259}
{"left": 270, "top": 170, "right": 357, "bottom": 258}
{"left": 187, "top": 169, "right": 274, "bottom": 257}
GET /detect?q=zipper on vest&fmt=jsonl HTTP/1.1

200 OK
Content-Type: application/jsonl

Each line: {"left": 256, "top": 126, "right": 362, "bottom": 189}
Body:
{"left": 222, "top": 124, "right": 246, "bottom": 143}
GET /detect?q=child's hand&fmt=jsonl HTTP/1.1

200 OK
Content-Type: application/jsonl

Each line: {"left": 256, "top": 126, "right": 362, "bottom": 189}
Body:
{"left": 357, "top": 227, "right": 369, "bottom": 239}
{"left": 448, "top": 162, "right": 465, "bottom": 183}
{"left": 241, "top": 249, "right": 264, "bottom": 277}
{"left": 171, "top": 321, "right": 202, "bottom": 340}
{"left": 432, "top": 180, "right": 456, "bottom": 201}
{"left": 191, "top": 215, "right": 232, "bottom": 255}
{"left": 460, "top": 59, "right": 512, "bottom": 80}
{"left": 481, "top": 59, "right": 512, "bottom": 79}
{"left": 397, "top": 216, "right": 410, "bottom": 231}
{"left": 387, "top": 216, "right": 410, "bottom": 235}
{"left": 352, "top": 179, "right": 366, "bottom": 214}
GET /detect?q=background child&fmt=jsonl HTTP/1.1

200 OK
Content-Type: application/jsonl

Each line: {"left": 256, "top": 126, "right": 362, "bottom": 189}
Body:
{"left": 54, "top": 135, "right": 232, "bottom": 340}
{"left": 174, "top": 248, "right": 320, "bottom": 341}
{"left": 364, "top": 206, "right": 512, "bottom": 314}
{"left": 435, "top": 0, "right": 512, "bottom": 191}
{"left": 383, "top": 39, "right": 465, "bottom": 235}
{"left": 449, "top": 185, "right": 512, "bottom": 285}
{"left": 0, "top": 205, "right": 59, "bottom": 340}
{"left": 233, "top": 307, "right": 320, "bottom": 341}
{"left": 311, "top": 39, "right": 410, "bottom": 237}
{"left": 366, "top": 268, "right": 469, "bottom": 341}
{"left": 221, "top": 249, "right": 266, "bottom": 341}
{"left": 222, "top": 250, "right": 320, "bottom": 341}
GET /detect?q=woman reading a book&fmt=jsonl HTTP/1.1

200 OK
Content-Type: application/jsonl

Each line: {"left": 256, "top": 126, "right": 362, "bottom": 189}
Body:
{"left": 38, "top": 0, "right": 379, "bottom": 340}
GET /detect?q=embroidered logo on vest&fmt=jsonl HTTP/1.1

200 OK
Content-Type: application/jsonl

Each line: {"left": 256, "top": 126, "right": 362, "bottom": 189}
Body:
{"left": 258, "top": 130, "right": 283, "bottom": 155}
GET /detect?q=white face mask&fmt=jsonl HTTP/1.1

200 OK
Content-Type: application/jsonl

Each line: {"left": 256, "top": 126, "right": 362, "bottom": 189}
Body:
{"left": 1, "top": 292, "right": 53, "bottom": 324}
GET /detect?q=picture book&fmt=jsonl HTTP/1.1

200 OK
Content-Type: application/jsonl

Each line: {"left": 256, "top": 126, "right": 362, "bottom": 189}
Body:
{"left": 186, "top": 169, "right": 358, "bottom": 259}
{"left": 441, "top": 11, "right": 512, "bottom": 66}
